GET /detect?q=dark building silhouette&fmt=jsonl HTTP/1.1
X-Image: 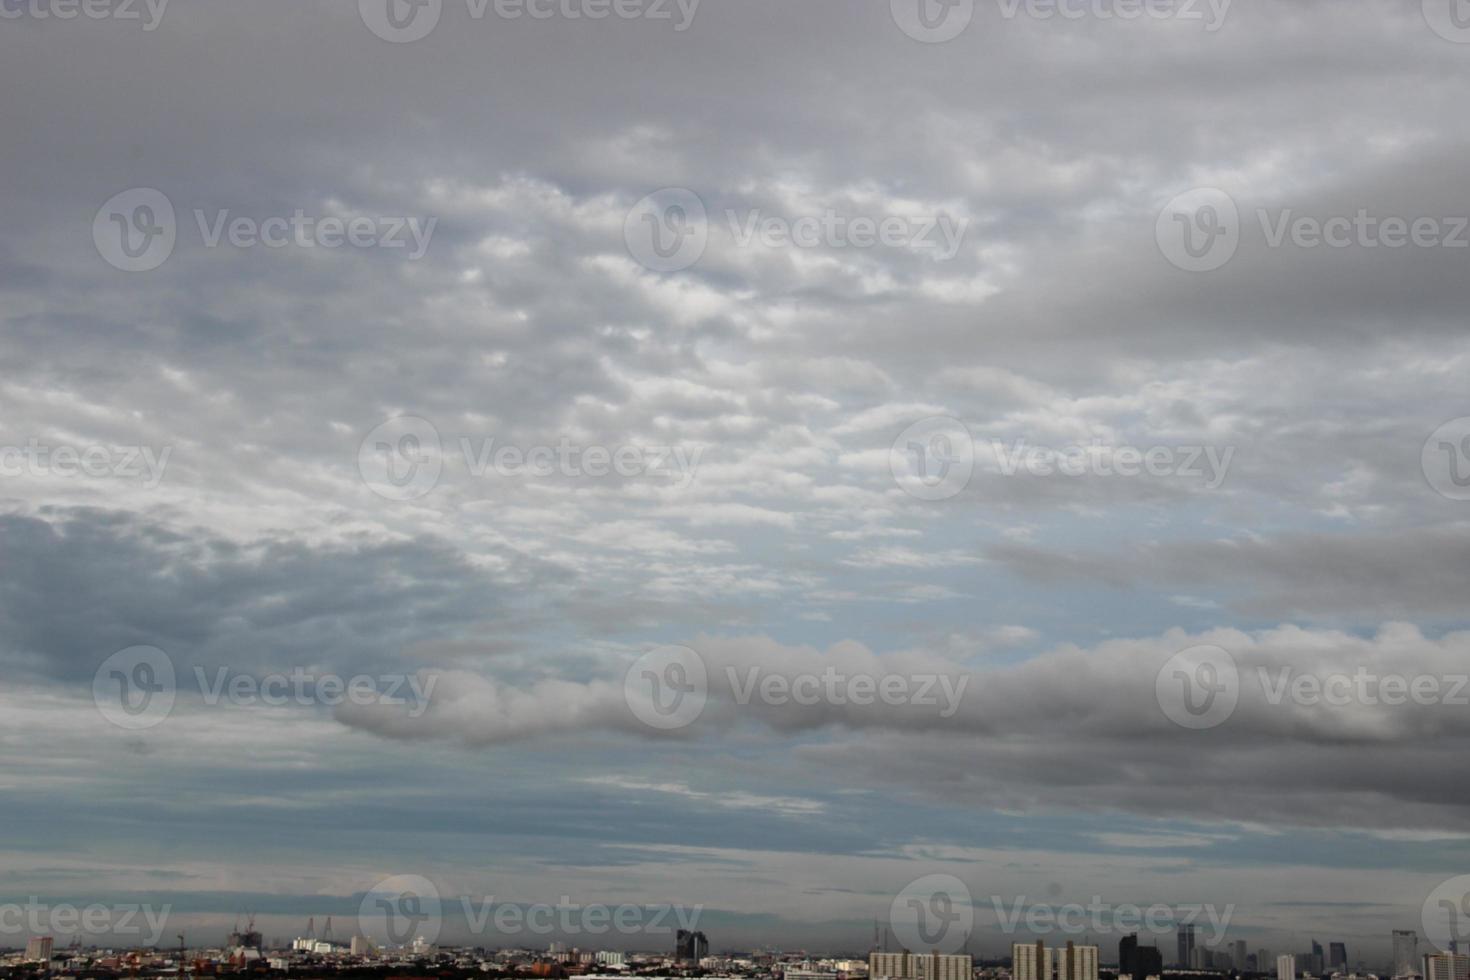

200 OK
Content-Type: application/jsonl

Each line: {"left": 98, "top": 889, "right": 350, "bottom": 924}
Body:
{"left": 1178, "top": 927, "right": 1197, "bottom": 970}
{"left": 1120, "top": 933, "right": 1162, "bottom": 980}
{"left": 1122, "top": 934, "right": 1138, "bottom": 977}
{"left": 676, "top": 929, "right": 709, "bottom": 964}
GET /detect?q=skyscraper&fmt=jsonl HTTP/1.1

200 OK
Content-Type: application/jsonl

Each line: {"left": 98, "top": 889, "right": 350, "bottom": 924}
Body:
{"left": 1014, "top": 942, "right": 1053, "bottom": 980}
{"left": 1329, "top": 944, "right": 1347, "bottom": 970}
{"left": 1395, "top": 932, "right": 1421, "bottom": 978}
{"left": 1423, "top": 954, "right": 1470, "bottom": 980}
{"left": 1278, "top": 954, "right": 1297, "bottom": 980}
{"left": 1179, "top": 926, "right": 1197, "bottom": 969}
{"left": 1057, "top": 942, "right": 1099, "bottom": 980}
{"left": 1135, "top": 946, "right": 1164, "bottom": 980}
{"left": 25, "top": 937, "right": 53, "bottom": 964}
{"left": 1012, "top": 943, "right": 1095, "bottom": 980}
{"left": 870, "top": 952, "right": 971, "bottom": 980}
{"left": 1236, "top": 941, "right": 1249, "bottom": 971}
{"left": 675, "top": 930, "right": 708, "bottom": 964}
{"left": 1122, "top": 934, "right": 1139, "bottom": 978}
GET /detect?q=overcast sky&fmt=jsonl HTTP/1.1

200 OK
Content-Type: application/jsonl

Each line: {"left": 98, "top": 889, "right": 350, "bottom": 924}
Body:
{"left": 4, "top": 0, "right": 1470, "bottom": 966}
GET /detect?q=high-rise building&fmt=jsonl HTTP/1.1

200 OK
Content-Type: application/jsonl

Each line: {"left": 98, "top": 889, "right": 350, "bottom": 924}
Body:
{"left": 1329, "top": 944, "right": 1347, "bottom": 970}
{"left": 25, "top": 937, "right": 54, "bottom": 964}
{"left": 1236, "top": 941, "right": 1249, "bottom": 971}
{"left": 596, "top": 952, "right": 626, "bottom": 966}
{"left": 867, "top": 954, "right": 896, "bottom": 979}
{"left": 870, "top": 951, "right": 971, "bottom": 980}
{"left": 1260, "top": 951, "right": 1273, "bottom": 977}
{"left": 1121, "top": 935, "right": 1139, "bottom": 978}
{"left": 1278, "top": 954, "right": 1297, "bottom": 980}
{"left": 1395, "top": 933, "right": 1421, "bottom": 978}
{"left": 1424, "top": 954, "right": 1470, "bottom": 980}
{"left": 1135, "top": 945, "right": 1163, "bottom": 980}
{"left": 675, "top": 930, "right": 708, "bottom": 964}
{"left": 1179, "top": 926, "right": 1197, "bottom": 969}
{"left": 1014, "top": 942, "right": 1054, "bottom": 980}
{"left": 1057, "top": 943, "right": 1099, "bottom": 980}
{"left": 1009, "top": 943, "right": 1094, "bottom": 980}
{"left": 921, "top": 953, "right": 973, "bottom": 980}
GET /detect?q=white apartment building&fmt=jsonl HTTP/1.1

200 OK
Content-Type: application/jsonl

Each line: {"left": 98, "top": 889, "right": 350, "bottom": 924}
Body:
{"left": 1424, "top": 953, "right": 1470, "bottom": 980}
{"left": 870, "top": 950, "right": 972, "bottom": 980}
{"left": 1013, "top": 942, "right": 1097, "bottom": 980}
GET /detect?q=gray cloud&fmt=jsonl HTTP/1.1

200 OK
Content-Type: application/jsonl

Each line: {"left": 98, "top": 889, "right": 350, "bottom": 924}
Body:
{"left": 6, "top": 0, "right": 1470, "bottom": 948}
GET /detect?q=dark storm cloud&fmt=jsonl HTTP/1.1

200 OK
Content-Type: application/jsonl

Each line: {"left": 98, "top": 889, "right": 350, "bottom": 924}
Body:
{"left": 0, "top": 508, "right": 541, "bottom": 681}
{"left": 988, "top": 525, "right": 1470, "bottom": 619}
